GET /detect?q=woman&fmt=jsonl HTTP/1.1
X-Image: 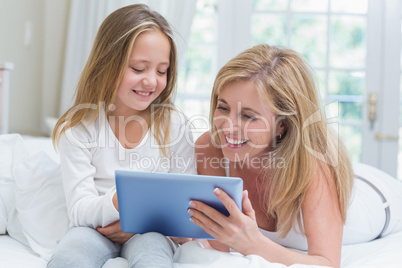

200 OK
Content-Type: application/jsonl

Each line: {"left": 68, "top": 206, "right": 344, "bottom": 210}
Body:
{"left": 189, "top": 44, "right": 402, "bottom": 268}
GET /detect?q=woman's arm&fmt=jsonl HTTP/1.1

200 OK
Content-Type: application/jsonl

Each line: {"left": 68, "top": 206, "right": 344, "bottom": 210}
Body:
{"left": 189, "top": 166, "right": 343, "bottom": 268}
{"left": 195, "top": 131, "right": 226, "bottom": 176}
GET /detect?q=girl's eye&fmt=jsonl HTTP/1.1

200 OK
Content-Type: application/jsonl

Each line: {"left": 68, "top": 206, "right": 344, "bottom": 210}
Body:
{"left": 132, "top": 68, "right": 144, "bottom": 73}
{"left": 157, "top": 70, "right": 167, "bottom": 75}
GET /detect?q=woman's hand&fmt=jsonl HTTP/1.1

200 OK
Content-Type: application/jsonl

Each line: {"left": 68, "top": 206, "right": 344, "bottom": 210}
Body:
{"left": 97, "top": 220, "right": 135, "bottom": 244}
{"left": 188, "top": 188, "right": 263, "bottom": 254}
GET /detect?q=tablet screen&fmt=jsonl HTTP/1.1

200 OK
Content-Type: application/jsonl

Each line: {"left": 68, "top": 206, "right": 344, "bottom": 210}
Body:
{"left": 115, "top": 170, "right": 243, "bottom": 239}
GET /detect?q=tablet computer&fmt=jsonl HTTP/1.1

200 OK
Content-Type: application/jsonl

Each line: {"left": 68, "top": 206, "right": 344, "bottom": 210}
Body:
{"left": 115, "top": 170, "right": 243, "bottom": 239}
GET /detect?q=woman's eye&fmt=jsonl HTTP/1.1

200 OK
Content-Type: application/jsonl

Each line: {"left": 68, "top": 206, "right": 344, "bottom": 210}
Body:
{"left": 157, "top": 70, "right": 167, "bottom": 75}
{"left": 243, "top": 114, "right": 257, "bottom": 121}
{"left": 217, "top": 106, "right": 229, "bottom": 112}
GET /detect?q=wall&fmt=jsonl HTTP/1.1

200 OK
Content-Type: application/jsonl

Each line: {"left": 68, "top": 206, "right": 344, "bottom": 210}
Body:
{"left": 0, "top": 0, "right": 68, "bottom": 136}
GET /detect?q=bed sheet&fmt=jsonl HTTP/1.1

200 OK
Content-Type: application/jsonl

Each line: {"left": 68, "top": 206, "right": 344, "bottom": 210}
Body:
{"left": 2, "top": 231, "right": 402, "bottom": 267}
{"left": 0, "top": 235, "right": 46, "bottom": 268}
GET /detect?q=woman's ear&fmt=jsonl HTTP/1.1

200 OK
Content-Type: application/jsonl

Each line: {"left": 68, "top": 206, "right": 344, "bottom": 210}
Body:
{"left": 276, "top": 119, "right": 287, "bottom": 137}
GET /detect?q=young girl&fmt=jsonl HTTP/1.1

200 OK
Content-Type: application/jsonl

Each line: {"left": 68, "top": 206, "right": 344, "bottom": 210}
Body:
{"left": 47, "top": 4, "right": 196, "bottom": 268}
{"left": 189, "top": 44, "right": 402, "bottom": 267}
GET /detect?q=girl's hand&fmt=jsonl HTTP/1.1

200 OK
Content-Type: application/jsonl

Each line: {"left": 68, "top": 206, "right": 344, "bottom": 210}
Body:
{"left": 170, "top": 236, "right": 194, "bottom": 245}
{"left": 188, "top": 188, "right": 263, "bottom": 254}
{"left": 169, "top": 237, "right": 223, "bottom": 250}
{"left": 97, "top": 220, "right": 135, "bottom": 244}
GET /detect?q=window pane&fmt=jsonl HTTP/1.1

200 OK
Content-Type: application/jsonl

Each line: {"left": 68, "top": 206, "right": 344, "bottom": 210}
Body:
{"left": 291, "top": 0, "right": 328, "bottom": 12}
{"left": 331, "top": 0, "right": 368, "bottom": 14}
{"left": 328, "top": 70, "right": 365, "bottom": 95}
{"left": 177, "top": 99, "right": 211, "bottom": 140}
{"left": 339, "top": 125, "right": 362, "bottom": 162}
{"left": 338, "top": 102, "right": 363, "bottom": 121}
{"left": 253, "top": 0, "right": 288, "bottom": 11}
{"left": 178, "top": 47, "right": 215, "bottom": 95}
{"left": 189, "top": 2, "right": 216, "bottom": 44}
{"left": 330, "top": 16, "right": 366, "bottom": 68}
{"left": 251, "top": 15, "right": 287, "bottom": 46}
{"left": 315, "top": 70, "right": 327, "bottom": 100}
{"left": 325, "top": 98, "right": 363, "bottom": 121}
{"left": 292, "top": 15, "right": 327, "bottom": 67}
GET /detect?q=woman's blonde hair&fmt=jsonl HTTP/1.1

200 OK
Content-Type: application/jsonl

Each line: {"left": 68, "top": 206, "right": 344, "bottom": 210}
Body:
{"left": 210, "top": 44, "right": 353, "bottom": 237}
{"left": 53, "top": 4, "right": 177, "bottom": 155}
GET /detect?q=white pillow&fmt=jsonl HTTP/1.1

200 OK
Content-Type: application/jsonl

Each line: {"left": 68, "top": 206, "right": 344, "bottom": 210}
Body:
{"left": 0, "top": 134, "right": 29, "bottom": 245}
{"left": 0, "top": 193, "right": 5, "bottom": 234}
{"left": 13, "top": 137, "right": 69, "bottom": 261}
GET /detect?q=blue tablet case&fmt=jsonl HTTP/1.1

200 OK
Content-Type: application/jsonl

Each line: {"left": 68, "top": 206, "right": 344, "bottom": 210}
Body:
{"left": 115, "top": 170, "right": 243, "bottom": 239}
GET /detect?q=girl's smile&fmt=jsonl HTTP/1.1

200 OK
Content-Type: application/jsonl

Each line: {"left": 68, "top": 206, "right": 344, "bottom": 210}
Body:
{"left": 132, "top": 89, "right": 154, "bottom": 98}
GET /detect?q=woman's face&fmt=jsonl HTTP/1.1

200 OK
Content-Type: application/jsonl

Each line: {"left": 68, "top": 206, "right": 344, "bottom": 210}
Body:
{"left": 213, "top": 80, "right": 284, "bottom": 162}
{"left": 114, "top": 29, "right": 171, "bottom": 117}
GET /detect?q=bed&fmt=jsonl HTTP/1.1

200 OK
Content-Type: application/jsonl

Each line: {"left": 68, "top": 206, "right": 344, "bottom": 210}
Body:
{"left": 1, "top": 133, "right": 402, "bottom": 268}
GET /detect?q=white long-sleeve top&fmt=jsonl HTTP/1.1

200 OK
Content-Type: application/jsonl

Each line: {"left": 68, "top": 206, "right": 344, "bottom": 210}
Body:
{"left": 59, "top": 109, "right": 197, "bottom": 228}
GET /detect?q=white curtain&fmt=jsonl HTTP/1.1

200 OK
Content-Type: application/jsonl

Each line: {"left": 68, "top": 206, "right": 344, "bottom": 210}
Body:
{"left": 59, "top": 0, "right": 197, "bottom": 116}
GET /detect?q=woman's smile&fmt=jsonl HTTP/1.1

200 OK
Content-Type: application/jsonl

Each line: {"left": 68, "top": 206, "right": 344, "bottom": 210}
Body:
{"left": 225, "top": 135, "right": 249, "bottom": 148}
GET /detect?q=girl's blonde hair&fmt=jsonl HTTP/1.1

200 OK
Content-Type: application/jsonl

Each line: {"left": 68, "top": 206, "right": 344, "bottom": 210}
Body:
{"left": 210, "top": 44, "right": 354, "bottom": 237}
{"left": 53, "top": 4, "right": 177, "bottom": 155}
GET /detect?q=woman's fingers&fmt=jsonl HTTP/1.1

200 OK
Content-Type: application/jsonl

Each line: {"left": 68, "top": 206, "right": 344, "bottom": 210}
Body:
{"left": 188, "top": 208, "right": 220, "bottom": 238}
{"left": 189, "top": 198, "right": 228, "bottom": 224}
{"left": 188, "top": 189, "right": 260, "bottom": 251}
{"left": 213, "top": 188, "right": 243, "bottom": 219}
{"left": 242, "top": 190, "right": 256, "bottom": 221}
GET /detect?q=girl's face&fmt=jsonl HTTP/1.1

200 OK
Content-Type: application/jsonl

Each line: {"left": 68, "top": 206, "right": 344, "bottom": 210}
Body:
{"left": 213, "top": 80, "right": 285, "bottom": 162}
{"left": 114, "top": 29, "right": 171, "bottom": 117}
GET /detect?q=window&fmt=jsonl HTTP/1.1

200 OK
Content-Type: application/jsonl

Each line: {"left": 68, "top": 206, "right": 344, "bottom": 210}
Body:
{"left": 176, "top": 0, "right": 218, "bottom": 139}
{"left": 177, "top": 0, "right": 401, "bottom": 179}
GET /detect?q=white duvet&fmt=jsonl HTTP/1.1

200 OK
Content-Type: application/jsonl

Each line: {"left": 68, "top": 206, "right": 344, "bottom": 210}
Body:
{"left": 1, "top": 134, "right": 402, "bottom": 267}
{"left": 2, "top": 232, "right": 402, "bottom": 267}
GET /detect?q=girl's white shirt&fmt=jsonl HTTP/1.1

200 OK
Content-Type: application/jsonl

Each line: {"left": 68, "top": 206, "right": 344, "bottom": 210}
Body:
{"left": 59, "top": 108, "right": 197, "bottom": 228}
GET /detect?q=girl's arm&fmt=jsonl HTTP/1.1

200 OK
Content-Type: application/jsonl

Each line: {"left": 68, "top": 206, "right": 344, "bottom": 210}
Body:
{"left": 189, "top": 161, "right": 343, "bottom": 268}
{"left": 59, "top": 128, "right": 119, "bottom": 228}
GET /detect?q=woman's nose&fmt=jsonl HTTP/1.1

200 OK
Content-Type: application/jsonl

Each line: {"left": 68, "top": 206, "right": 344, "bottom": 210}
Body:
{"left": 220, "top": 114, "right": 241, "bottom": 132}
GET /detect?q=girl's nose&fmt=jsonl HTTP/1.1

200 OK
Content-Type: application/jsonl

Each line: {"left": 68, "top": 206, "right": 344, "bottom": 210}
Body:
{"left": 142, "top": 73, "right": 157, "bottom": 88}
